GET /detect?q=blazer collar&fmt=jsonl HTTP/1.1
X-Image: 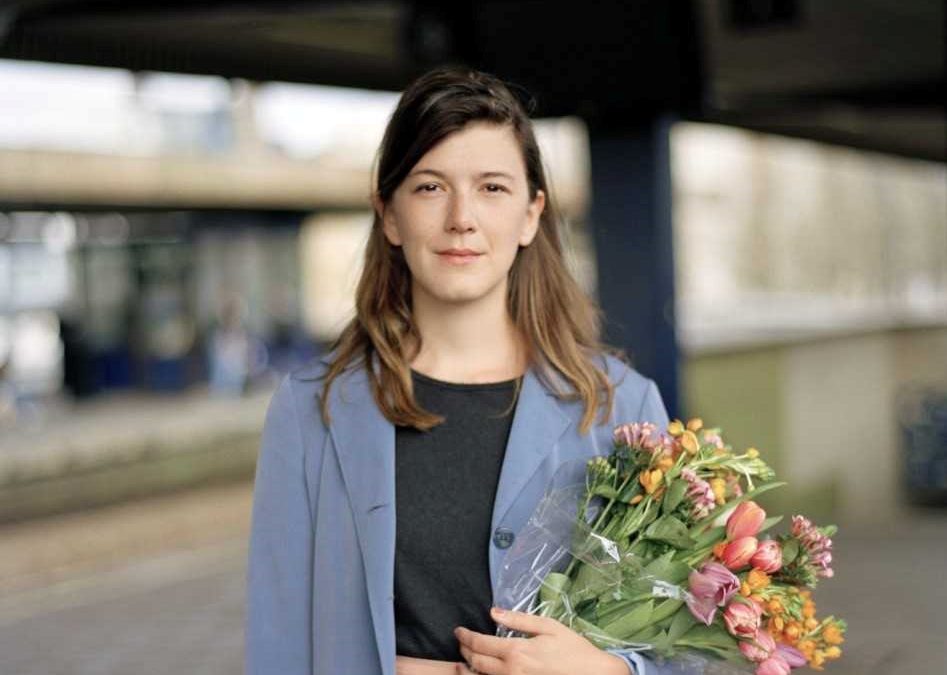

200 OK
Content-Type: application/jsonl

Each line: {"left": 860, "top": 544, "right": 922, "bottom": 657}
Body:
{"left": 318, "top": 351, "right": 572, "bottom": 675}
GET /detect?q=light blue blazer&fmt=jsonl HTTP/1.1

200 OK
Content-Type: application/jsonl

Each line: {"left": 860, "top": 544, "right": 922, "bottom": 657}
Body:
{"left": 246, "top": 352, "right": 670, "bottom": 675}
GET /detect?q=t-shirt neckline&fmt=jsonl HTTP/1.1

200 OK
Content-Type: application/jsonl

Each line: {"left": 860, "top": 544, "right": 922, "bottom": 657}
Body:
{"left": 410, "top": 368, "right": 520, "bottom": 391}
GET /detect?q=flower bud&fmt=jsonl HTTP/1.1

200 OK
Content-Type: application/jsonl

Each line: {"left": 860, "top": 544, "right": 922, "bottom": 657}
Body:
{"left": 739, "top": 629, "right": 775, "bottom": 663}
{"left": 722, "top": 536, "right": 759, "bottom": 570}
{"left": 686, "top": 562, "right": 740, "bottom": 623}
{"left": 680, "top": 430, "right": 700, "bottom": 455}
{"left": 639, "top": 468, "right": 664, "bottom": 494}
{"left": 775, "top": 644, "right": 807, "bottom": 668}
{"left": 668, "top": 419, "right": 685, "bottom": 437}
{"left": 723, "top": 601, "right": 762, "bottom": 639}
{"left": 686, "top": 418, "right": 704, "bottom": 432}
{"left": 751, "top": 539, "right": 783, "bottom": 573}
{"left": 755, "top": 655, "right": 791, "bottom": 675}
{"left": 727, "top": 501, "right": 766, "bottom": 540}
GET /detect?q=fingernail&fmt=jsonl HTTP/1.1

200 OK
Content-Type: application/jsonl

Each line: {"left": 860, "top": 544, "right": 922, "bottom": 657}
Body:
{"left": 491, "top": 606, "right": 505, "bottom": 616}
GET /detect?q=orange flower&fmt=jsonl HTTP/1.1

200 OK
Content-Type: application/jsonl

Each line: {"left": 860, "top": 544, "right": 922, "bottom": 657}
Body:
{"left": 766, "top": 598, "right": 783, "bottom": 614}
{"left": 822, "top": 623, "right": 845, "bottom": 645}
{"left": 686, "top": 418, "right": 704, "bottom": 432}
{"left": 656, "top": 455, "right": 674, "bottom": 471}
{"left": 639, "top": 468, "right": 664, "bottom": 494}
{"left": 680, "top": 430, "right": 700, "bottom": 455}
{"left": 824, "top": 646, "right": 842, "bottom": 660}
{"left": 747, "top": 568, "right": 771, "bottom": 591}
{"left": 797, "top": 639, "right": 816, "bottom": 659}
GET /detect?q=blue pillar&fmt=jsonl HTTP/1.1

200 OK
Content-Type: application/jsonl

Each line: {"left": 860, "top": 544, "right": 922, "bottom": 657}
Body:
{"left": 588, "top": 115, "right": 680, "bottom": 420}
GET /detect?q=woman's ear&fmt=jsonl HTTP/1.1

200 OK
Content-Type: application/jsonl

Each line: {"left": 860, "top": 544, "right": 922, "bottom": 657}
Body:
{"left": 373, "top": 192, "right": 402, "bottom": 246}
{"left": 519, "top": 189, "right": 545, "bottom": 247}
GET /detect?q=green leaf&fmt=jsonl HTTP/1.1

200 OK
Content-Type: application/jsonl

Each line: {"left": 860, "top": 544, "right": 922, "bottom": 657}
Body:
{"left": 601, "top": 600, "right": 655, "bottom": 640}
{"left": 618, "top": 481, "right": 642, "bottom": 503}
{"left": 568, "top": 562, "right": 617, "bottom": 605}
{"left": 679, "top": 623, "right": 739, "bottom": 650}
{"left": 643, "top": 551, "right": 675, "bottom": 579}
{"left": 781, "top": 537, "right": 800, "bottom": 565}
{"left": 759, "top": 514, "right": 783, "bottom": 533}
{"left": 628, "top": 625, "right": 667, "bottom": 651}
{"left": 538, "top": 572, "right": 571, "bottom": 617}
{"left": 572, "top": 616, "right": 624, "bottom": 650}
{"left": 591, "top": 484, "right": 619, "bottom": 501}
{"left": 694, "top": 525, "right": 726, "bottom": 548}
{"left": 538, "top": 572, "right": 571, "bottom": 604}
{"left": 666, "top": 608, "right": 699, "bottom": 644}
{"left": 662, "top": 479, "right": 688, "bottom": 514}
{"left": 643, "top": 515, "right": 697, "bottom": 549}
{"left": 650, "top": 598, "right": 684, "bottom": 624}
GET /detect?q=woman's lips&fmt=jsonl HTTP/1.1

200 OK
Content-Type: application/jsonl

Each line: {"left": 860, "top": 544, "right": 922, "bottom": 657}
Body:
{"left": 437, "top": 250, "right": 482, "bottom": 265}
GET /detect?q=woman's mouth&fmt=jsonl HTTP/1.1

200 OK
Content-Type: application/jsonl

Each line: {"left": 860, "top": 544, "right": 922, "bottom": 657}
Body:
{"left": 437, "top": 249, "right": 482, "bottom": 265}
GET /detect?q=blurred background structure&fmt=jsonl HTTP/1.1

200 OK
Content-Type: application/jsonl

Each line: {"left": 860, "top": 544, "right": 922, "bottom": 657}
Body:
{"left": 0, "top": 1, "right": 944, "bottom": 674}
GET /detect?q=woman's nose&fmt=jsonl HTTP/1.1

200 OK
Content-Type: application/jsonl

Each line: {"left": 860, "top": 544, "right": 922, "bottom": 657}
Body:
{"left": 446, "top": 193, "right": 476, "bottom": 233}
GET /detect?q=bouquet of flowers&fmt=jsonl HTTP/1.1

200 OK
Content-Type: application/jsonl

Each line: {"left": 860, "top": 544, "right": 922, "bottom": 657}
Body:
{"left": 495, "top": 419, "right": 846, "bottom": 674}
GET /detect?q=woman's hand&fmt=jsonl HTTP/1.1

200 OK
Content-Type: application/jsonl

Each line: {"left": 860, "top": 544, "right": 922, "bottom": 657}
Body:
{"left": 396, "top": 655, "right": 462, "bottom": 675}
{"left": 453, "top": 607, "right": 631, "bottom": 675}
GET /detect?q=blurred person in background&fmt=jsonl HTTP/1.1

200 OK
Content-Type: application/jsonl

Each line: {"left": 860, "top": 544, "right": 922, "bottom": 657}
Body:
{"left": 208, "top": 292, "right": 266, "bottom": 396}
{"left": 246, "top": 67, "right": 670, "bottom": 675}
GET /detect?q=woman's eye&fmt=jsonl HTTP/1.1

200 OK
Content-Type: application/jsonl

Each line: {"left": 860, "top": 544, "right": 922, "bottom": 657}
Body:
{"left": 415, "top": 183, "right": 441, "bottom": 193}
{"left": 483, "top": 183, "right": 508, "bottom": 193}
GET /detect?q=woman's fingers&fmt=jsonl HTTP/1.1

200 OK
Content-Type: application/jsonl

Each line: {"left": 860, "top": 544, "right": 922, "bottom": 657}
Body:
{"left": 457, "top": 644, "right": 504, "bottom": 675}
{"left": 454, "top": 626, "right": 518, "bottom": 659}
{"left": 488, "top": 607, "right": 564, "bottom": 636}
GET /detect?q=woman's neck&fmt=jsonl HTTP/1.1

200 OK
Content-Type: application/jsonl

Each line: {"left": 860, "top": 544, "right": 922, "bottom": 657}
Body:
{"left": 408, "top": 287, "right": 526, "bottom": 384}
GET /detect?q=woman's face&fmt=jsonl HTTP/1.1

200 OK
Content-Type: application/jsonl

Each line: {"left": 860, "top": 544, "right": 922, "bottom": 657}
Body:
{"left": 378, "top": 122, "right": 545, "bottom": 310}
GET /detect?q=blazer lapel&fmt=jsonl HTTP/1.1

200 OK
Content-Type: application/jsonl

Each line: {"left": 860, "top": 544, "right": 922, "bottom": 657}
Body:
{"left": 489, "top": 367, "right": 571, "bottom": 585}
{"left": 322, "top": 359, "right": 397, "bottom": 675}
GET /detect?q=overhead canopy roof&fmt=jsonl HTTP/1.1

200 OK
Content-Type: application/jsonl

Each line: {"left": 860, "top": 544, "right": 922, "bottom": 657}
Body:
{"left": 1, "top": 0, "right": 944, "bottom": 161}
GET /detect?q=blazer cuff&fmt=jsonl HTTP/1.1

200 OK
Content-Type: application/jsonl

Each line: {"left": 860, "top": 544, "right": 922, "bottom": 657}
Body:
{"left": 605, "top": 648, "right": 648, "bottom": 675}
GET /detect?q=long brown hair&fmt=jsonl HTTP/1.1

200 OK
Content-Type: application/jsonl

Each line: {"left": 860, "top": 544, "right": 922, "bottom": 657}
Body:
{"left": 320, "top": 66, "right": 622, "bottom": 434}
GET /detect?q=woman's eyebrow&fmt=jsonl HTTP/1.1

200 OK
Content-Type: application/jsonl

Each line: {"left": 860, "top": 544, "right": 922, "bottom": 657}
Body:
{"left": 407, "top": 168, "right": 516, "bottom": 181}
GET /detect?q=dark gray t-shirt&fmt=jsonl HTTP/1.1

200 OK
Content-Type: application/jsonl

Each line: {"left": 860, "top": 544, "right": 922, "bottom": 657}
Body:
{"left": 394, "top": 369, "right": 519, "bottom": 661}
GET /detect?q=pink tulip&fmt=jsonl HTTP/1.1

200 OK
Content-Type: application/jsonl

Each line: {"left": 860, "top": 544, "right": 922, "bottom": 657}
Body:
{"left": 689, "top": 562, "right": 740, "bottom": 604}
{"left": 721, "top": 536, "right": 759, "bottom": 570}
{"left": 775, "top": 644, "right": 807, "bottom": 668}
{"left": 727, "top": 501, "right": 766, "bottom": 540}
{"left": 750, "top": 539, "right": 783, "bottom": 573}
{"left": 723, "top": 601, "right": 762, "bottom": 638}
{"left": 756, "top": 655, "right": 791, "bottom": 675}
{"left": 685, "top": 595, "right": 717, "bottom": 626}
{"left": 739, "top": 629, "right": 775, "bottom": 663}
{"left": 685, "top": 562, "right": 739, "bottom": 625}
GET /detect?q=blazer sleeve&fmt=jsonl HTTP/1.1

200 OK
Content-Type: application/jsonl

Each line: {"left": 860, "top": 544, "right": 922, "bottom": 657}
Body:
{"left": 245, "top": 375, "right": 315, "bottom": 675}
{"left": 637, "top": 379, "right": 670, "bottom": 430}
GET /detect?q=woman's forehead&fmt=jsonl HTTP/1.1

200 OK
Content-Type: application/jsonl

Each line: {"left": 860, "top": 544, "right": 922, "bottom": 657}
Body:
{"left": 411, "top": 122, "right": 525, "bottom": 177}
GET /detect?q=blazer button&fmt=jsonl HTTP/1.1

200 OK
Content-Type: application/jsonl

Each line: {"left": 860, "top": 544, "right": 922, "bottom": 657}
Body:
{"left": 492, "top": 527, "right": 515, "bottom": 549}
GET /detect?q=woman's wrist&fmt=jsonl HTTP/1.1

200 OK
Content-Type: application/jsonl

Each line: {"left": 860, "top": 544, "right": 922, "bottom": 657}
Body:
{"left": 395, "top": 655, "right": 460, "bottom": 675}
{"left": 600, "top": 651, "right": 637, "bottom": 675}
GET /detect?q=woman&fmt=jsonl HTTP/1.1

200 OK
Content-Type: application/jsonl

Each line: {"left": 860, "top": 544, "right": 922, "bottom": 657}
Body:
{"left": 246, "top": 67, "right": 670, "bottom": 675}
